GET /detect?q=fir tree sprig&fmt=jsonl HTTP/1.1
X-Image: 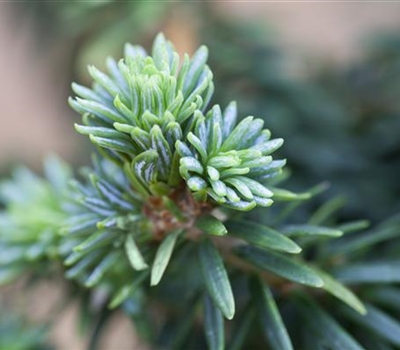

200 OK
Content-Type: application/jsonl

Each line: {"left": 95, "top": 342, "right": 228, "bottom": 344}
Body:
{"left": 1, "top": 33, "right": 400, "bottom": 350}
{"left": 69, "top": 34, "right": 285, "bottom": 211}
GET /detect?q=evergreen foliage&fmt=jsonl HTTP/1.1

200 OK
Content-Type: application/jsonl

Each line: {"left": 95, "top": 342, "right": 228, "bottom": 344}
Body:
{"left": 1, "top": 33, "right": 400, "bottom": 350}
{"left": 202, "top": 18, "right": 400, "bottom": 221}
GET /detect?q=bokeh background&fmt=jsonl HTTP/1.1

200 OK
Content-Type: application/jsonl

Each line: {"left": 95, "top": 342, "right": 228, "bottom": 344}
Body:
{"left": 1, "top": 1, "right": 400, "bottom": 349}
